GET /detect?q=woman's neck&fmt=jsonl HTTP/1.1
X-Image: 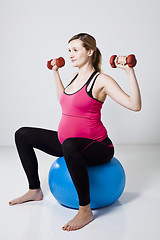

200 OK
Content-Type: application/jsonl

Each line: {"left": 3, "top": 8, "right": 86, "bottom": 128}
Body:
{"left": 76, "top": 64, "right": 95, "bottom": 82}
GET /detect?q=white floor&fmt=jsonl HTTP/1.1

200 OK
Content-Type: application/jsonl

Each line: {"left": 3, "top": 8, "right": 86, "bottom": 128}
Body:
{"left": 0, "top": 144, "right": 160, "bottom": 240}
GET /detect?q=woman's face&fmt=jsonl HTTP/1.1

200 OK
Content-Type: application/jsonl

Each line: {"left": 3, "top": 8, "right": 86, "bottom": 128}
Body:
{"left": 68, "top": 39, "right": 93, "bottom": 68}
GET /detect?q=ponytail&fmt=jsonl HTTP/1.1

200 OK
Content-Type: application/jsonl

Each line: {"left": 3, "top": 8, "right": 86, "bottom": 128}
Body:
{"left": 92, "top": 47, "right": 102, "bottom": 73}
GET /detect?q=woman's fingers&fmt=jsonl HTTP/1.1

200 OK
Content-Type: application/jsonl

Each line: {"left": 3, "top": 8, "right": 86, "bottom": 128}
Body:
{"left": 117, "top": 56, "right": 127, "bottom": 65}
{"left": 51, "top": 59, "right": 56, "bottom": 66}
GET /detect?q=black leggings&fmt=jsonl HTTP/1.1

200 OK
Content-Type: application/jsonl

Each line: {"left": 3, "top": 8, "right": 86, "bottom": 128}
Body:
{"left": 15, "top": 127, "right": 114, "bottom": 206}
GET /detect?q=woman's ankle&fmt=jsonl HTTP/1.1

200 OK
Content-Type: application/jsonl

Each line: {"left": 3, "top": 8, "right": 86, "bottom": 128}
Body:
{"left": 29, "top": 188, "right": 42, "bottom": 192}
{"left": 79, "top": 203, "right": 92, "bottom": 212}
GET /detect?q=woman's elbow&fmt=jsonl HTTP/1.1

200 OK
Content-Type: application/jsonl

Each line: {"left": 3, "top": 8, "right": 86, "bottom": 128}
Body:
{"left": 131, "top": 103, "right": 142, "bottom": 112}
{"left": 133, "top": 107, "right": 141, "bottom": 112}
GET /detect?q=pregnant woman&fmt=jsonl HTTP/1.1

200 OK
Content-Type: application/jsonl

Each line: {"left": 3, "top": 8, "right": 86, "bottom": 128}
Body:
{"left": 9, "top": 33, "right": 141, "bottom": 231}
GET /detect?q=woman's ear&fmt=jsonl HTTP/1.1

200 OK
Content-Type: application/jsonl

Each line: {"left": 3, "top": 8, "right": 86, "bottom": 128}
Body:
{"left": 88, "top": 49, "right": 94, "bottom": 57}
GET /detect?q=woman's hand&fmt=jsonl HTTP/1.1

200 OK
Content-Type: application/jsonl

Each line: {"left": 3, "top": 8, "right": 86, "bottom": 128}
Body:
{"left": 103, "top": 54, "right": 142, "bottom": 111}
{"left": 51, "top": 59, "right": 59, "bottom": 71}
{"left": 114, "top": 56, "right": 131, "bottom": 71}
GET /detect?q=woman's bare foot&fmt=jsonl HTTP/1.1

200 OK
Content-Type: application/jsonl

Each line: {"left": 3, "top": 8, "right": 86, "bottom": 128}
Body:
{"left": 9, "top": 188, "right": 43, "bottom": 206}
{"left": 62, "top": 204, "right": 94, "bottom": 231}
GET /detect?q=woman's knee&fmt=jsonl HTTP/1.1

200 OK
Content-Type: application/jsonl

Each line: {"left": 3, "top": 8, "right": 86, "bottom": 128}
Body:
{"left": 15, "top": 127, "right": 29, "bottom": 142}
{"left": 62, "top": 138, "right": 78, "bottom": 156}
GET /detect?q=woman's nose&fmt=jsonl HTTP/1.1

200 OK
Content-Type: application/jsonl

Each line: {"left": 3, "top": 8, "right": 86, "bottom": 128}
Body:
{"left": 70, "top": 52, "right": 73, "bottom": 57}
{"left": 69, "top": 51, "right": 74, "bottom": 58}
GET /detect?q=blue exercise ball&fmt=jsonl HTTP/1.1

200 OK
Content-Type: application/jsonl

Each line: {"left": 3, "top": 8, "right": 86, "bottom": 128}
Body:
{"left": 48, "top": 156, "right": 126, "bottom": 210}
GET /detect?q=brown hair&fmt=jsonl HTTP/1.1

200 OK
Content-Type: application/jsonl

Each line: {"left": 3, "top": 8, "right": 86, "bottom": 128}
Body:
{"left": 68, "top": 33, "right": 102, "bottom": 72}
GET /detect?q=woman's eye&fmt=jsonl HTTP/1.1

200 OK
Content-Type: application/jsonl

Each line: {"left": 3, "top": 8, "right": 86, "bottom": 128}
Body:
{"left": 68, "top": 49, "right": 78, "bottom": 52}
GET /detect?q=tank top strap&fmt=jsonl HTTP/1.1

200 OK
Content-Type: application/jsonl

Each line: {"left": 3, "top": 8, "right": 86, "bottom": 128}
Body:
{"left": 65, "top": 73, "right": 79, "bottom": 88}
{"left": 85, "top": 70, "right": 98, "bottom": 86}
{"left": 87, "top": 73, "right": 100, "bottom": 93}
{"left": 65, "top": 70, "right": 97, "bottom": 90}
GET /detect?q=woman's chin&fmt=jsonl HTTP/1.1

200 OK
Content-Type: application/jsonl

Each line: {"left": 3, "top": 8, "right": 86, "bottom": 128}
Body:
{"left": 72, "top": 62, "right": 79, "bottom": 68}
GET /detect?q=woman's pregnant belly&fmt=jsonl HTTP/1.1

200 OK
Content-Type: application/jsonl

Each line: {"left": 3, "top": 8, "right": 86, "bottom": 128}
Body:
{"left": 58, "top": 113, "right": 108, "bottom": 144}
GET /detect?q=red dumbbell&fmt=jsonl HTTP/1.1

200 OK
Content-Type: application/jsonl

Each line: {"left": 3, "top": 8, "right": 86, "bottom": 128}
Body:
{"left": 47, "top": 57, "right": 65, "bottom": 70}
{"left": 110, "top": 54, "right": 137, "bottom": 68}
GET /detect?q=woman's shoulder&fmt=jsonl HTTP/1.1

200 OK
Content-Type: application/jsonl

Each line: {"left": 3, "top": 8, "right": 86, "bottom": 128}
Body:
{"left": 96, "top": 72, "right": 114, "bottom": 87}
{"left": 97, "top": 72, "right": 112, "bottom": 80}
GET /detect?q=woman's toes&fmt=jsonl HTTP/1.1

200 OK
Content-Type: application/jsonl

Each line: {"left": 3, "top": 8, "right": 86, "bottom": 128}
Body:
{"left": 62, "top": 223, "right": 80, "bottom": 231}
{"left": 70, "top": 226, "right": 74, "bottom": 231}
{"left": 67, "top": 227, "right": 70, "bottom": 231}
{"left": 9, "top": 199, "right": 18, "bottom": 205}
{"left": 62, "top": 224, "right": 68, "bottom": 231}
{"left": 72, "top": 225, "right": 77, "bottom": 230}
{"left": 67, "top": 226, "right": 72, "bottom": 231}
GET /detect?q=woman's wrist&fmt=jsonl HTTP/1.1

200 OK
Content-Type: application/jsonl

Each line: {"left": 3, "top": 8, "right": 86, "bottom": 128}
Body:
{"left": 52, "top": 68, "right": 59, "bottom": 74}
{"left": 125, "top": 67, "right": 134, "bottom": 75}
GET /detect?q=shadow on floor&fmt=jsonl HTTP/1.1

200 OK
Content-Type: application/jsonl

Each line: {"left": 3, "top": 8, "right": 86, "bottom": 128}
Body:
{"left": 93, "top": 191, "right": 139, "bottom": 219}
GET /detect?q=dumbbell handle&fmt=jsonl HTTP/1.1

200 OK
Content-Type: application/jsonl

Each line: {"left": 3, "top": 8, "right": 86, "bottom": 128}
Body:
{"left": 110, "top": 54, "right": 137, "bottom": 68}
{"left": 47, "top": 57, "right": 65, "bottom": 70}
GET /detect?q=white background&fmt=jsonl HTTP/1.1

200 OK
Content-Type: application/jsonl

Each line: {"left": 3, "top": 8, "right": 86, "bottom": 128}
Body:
{"left": 1, "top": 0, "right": 160, "bottom": 145}
{"left": 0, "top": 1, "right": 160, "bottom": 239}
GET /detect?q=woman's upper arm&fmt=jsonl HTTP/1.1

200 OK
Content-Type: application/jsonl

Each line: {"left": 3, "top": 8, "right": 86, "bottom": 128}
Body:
{"left": 100, "top": 73, "right": 132, "bottom": 110}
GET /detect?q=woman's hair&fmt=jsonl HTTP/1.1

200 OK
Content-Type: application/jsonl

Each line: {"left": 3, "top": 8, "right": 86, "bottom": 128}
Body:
{"left": 68, "top": 33, "right": 102, "bottom": 72}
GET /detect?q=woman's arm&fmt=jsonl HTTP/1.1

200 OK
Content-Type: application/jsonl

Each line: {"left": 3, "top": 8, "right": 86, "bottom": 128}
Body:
{"left": 101, "top": 57, "right": 142, "bottom": 111}
{"left": 51, "top": 59, "right": 64, "bottom": 102}
{"left": 52, "top": 70, "right": 64, "bottom": 102}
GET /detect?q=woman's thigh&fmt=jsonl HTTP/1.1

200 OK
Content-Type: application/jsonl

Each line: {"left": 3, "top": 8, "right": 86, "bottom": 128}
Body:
{"left": 81, "top": 139, "right": 114, "bottom": 166}
{"left": 16, "top": 127, "right": 63, "bottom": 157}
{"left": 63, "top": 137, "right": 114, "bottom": 166}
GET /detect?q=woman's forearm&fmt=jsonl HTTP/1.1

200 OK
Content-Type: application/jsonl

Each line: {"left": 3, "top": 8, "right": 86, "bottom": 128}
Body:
{"left": 52, "top": 70, "right": 64, "bottom": 102}
{"left": 126, "top": 68, "right": 142, "bottom": 111}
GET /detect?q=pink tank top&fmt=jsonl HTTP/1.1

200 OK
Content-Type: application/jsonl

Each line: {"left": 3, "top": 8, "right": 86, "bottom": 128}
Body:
{"left": 58, "top": 71, "right": 108, "bottom": 144}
